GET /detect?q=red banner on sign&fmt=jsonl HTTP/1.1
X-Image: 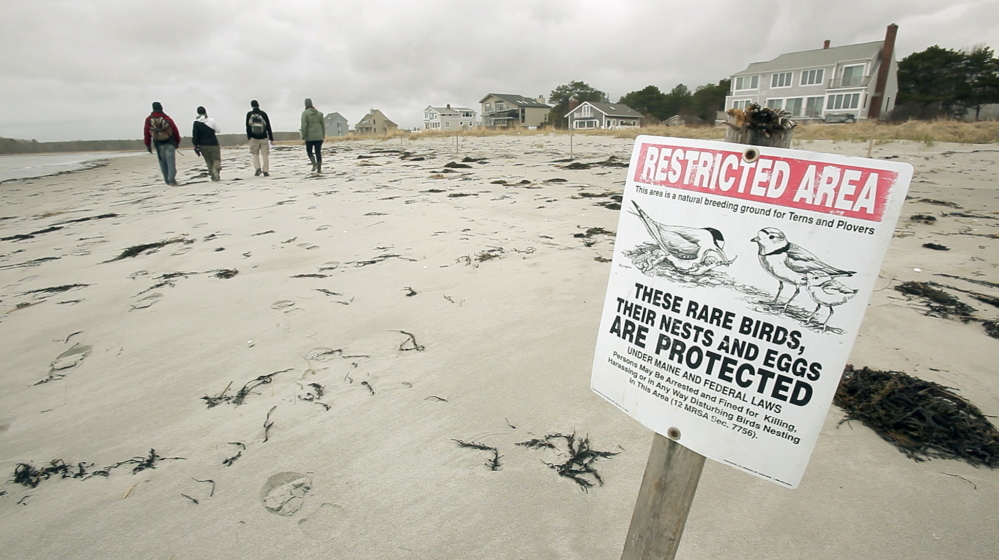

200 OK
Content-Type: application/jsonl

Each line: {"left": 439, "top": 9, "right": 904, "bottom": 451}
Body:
{"left": 633, "top": 142, "right": 898, "bottom": 222}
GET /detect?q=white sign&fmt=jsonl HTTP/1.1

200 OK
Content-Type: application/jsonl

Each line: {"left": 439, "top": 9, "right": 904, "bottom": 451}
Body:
{"left": 591, "top": 135, "right": 913, "bottom": 488}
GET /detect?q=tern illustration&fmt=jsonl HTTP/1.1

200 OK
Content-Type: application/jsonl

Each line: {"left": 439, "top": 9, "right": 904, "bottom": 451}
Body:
{"left": 631, "top": 201, "right": 736, "bottom": 274}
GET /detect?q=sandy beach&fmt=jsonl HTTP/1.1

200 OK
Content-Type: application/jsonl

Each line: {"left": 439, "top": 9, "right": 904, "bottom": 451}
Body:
{"left": 1, "top": 134, "right": 997, "bottom": 559}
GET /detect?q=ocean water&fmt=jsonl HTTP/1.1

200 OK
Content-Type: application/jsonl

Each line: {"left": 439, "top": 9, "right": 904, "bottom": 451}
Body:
{"left": 0, "top": 152, "right": 140, "bottom": 183}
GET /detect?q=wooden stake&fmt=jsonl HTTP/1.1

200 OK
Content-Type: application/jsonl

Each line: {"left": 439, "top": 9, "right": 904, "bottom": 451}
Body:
{"left": 620, "top": 432, "right": 705, "bottom": 560}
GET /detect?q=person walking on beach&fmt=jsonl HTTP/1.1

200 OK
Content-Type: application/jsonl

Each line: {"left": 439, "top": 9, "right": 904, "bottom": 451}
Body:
{"left": 192, "top": 106, "right": 223, "bottom": 181}
{"left": 143, "top": 102, "right": 181, "bottom": 185}
{"left": 300, "top": 98, "right": 325, "bottom": 174}
{"left": 246, "top": 100, "right": 273, "bottom": 177}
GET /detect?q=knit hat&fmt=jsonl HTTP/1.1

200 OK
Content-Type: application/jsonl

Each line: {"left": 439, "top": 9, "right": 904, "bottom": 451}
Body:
{"left": 251, "top": 100, "right": 260, "bottom": 108}
{"left": 304, "top": 98, "right": 313, "bottom": 108}
{"left": 152, "top": 101, "right": 163, "bottom": 111}
{"left": 197, "top": 106, "right": 207, "bottom": 115}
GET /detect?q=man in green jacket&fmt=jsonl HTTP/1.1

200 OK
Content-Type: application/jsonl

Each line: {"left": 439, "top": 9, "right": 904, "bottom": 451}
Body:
{"left": 300, "top": 98, "right": 325, "bottom": 174}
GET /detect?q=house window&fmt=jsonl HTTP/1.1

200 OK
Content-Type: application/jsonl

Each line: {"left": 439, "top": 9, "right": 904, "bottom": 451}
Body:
{"left": 827, "top": 93, "right": 861, "bottom": 110}
{"left": 800, "top": 69, "right": 824, "bottom": 86}
{"left": 805, "top": 97, "right": 823, "bottom": 117}
{"left": 485, "top": 103, "right": 492, "bottom": 112}
{"left": 771, "top": 72, "right": 792, "bottom": 88}
{"left": 496, "top": 101, "right": 505, "bottom": 110}
{"left": 445, "top": 122, "right": 450, "bottom": 128}
{"left": 731, "top": 99, "right": 752, "bottom": 110}
{"left": 734, "top": 75, "right": 759, "bottom": 90}
{"left": 580, "top": 105, "right": 592, "bottom": 117}
{"left": 841, "top": 64, "right": 865, "bottom": 87}
{"left": 785, "top": 98, "right": 803, "bottom": 117}
{"left": 767, "top": 99, "right": 784, "bottom": 110}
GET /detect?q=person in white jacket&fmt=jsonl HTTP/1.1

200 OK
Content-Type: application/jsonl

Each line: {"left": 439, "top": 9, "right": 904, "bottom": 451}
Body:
{"left": 192, "top": 106, "right": 223, "bottom": 181}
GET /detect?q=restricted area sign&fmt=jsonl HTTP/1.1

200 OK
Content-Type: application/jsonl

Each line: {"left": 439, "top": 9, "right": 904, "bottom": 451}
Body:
{"left": 591, "top": 135, "right": 913, "bottom": 488}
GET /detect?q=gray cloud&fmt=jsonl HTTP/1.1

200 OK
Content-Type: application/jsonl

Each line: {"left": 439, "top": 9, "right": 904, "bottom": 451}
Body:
{"left": 1, "top": 0, "right": 995, "bottom": 141}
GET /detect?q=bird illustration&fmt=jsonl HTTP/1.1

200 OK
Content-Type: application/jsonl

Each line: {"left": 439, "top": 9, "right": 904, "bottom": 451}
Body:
{"left": 750, "top": 227, "right": 854, "bottom": 312}
{"left": 803, "top": 270, "right": 858, "bottom": 332}
{"left": 631, "top": 201, "right": 736, "bottom": 275}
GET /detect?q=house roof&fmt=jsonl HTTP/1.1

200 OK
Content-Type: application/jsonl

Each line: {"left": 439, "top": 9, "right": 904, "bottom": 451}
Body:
{"left": 479, "top": 93, "right": 551, "bottom": 108}
{"left": 565, "top": 101, "right": 643, "bottom": 118}
{"left": 732, "top": 40, "right": 884, "bottom": 75}
{"left": 356, "top": 109, "right": 398, "bottom": 128}
{"left": 427, "top": 105, "right": 476, "bottom": 114}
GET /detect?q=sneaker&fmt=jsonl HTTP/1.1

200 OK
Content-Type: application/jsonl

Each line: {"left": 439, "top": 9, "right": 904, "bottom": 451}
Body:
{"left": 262, "top": 172, "right": 270, "bottom": 177}
{"left": 169, "top": 181, "right": 179, "bottom": 186}
{"left": 255, "top": 169, "right": 262, "bottom": 176}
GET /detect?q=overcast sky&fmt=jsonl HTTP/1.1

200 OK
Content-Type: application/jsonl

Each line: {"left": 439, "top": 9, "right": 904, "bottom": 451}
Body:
{"left": 2, "top": 0, "right": 996, "bottom": 142}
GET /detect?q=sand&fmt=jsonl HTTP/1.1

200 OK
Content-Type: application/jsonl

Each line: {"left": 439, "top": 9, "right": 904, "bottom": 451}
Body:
{"left": 0, "top": 135, "right": 996, "bottom": 559}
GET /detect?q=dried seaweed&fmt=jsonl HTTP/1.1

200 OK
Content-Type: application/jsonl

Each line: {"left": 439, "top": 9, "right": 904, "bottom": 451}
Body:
{"left": 214, "top": 268, "right": 238, "bottom": 279}
{"left": 835, "top": 365, "right": 999, "bottom": 467}
{"left": 453, "top": 440, "right": 502, "bottom": 471}
{"left": 106, "top": 238, "right": 191, "bottom": 262}
{"left": 202, "top": 369, "right": 289, "bottom": 408}
{"left": 263, "top": 406, "right": 277, "bottom": 442}
{"left": 519, "top": 432, "right": 618, "bottom": 492}
{"left": 402, "top": 286, "right": 417, "bottom": 297}
{"left": 1, "top": 226, "right": 63, "bottom": 242}
{"left": 922, "top": 243, "right": 949, "bottom": 251}
{"left": 395, "top": 330, "right": 425, "bottom": 351}
{"left": 909, "top": 214, "right": 937, "bottom": 224}
{"left": 983, "top": 319, "right": 999, "bottom": 339}
{"left": 21, "top": 284, "right": 89, "bottom": 295}
{"left": 360, "top": 381, "right": 375, "bottom": 395}
{"left": 894, "top": 281, "right": 976, "bottom": 321}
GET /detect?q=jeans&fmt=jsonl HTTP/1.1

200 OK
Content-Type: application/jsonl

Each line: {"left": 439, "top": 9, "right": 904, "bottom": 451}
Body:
{"left": 200, "top": 145, "right": 222, "bottom": 181}
{"left": 155, "top": 141, "right": 177, "bottom": 184}
{"left": 306, "top": 140, "right": 323, "bottom": 170}
{"left": 249, "top": 138, "right": 269, "bottom": 172}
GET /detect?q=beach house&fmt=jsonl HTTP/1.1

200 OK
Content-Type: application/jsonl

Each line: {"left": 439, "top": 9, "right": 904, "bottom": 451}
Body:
{"left": 564, "top": 101, "right": 642, "bottom": 129}
{"left": 724, "top": 24, "right": 899, "bottom": 122}
{"left": 323, "top": 112, "right": 350, "bottom": 137}
{"left": 423, "top": 105, "right": 478, "bottom": 131}
{"left": 354, "top": 109, "right": 399, "bottom": 135}
{"left": 479, "top": 94, "right": 551, "bottom": 129}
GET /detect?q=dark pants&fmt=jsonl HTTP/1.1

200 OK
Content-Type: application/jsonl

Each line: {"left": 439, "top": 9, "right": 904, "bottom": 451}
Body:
{"left": 200, "top": 145, "right": 222, "bottom": 181}
{"left": 306, "top": 140, "right": 323, "bottom": 170}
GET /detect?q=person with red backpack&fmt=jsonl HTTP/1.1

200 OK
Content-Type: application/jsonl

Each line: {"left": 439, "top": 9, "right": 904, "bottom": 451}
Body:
{"left": 143, "top": 101, "right": 181, "bottom": 185}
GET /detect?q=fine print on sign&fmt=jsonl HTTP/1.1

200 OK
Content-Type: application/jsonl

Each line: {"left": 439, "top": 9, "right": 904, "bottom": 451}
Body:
{"left": 591, "top": 135, "right": 913, "bottom": 488}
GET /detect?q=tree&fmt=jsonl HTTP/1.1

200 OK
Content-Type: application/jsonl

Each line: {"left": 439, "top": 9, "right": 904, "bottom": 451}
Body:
{"left": 548, "top": 81, "right": 608, "bottom": 128}
{"left": 619, "top": 85, "right": 668, "bottom": 122}
{"left": 690, "top": 79, "right": 731, "bottom": 124}
{"left": 898, "top": 45, "right": 973, "bottom": 119}
{"left": 956, "top": 45, "right": 999, "bottom": 121}
{"left": 660, "top": 84, "right": 693, "bottom": 121}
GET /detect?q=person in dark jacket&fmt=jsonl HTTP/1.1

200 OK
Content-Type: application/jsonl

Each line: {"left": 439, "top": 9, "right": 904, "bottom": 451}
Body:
{"left": 143, "top": 101, "right": 181, "bottom": 185}
{"left": 246, "top": 100, "right": 273, "bottom": 177}
{"left": 192, "top": 106, "right": 222, "bottom": 181}
{"left": 300, "top": 98, "right": 325, "bottom": 174}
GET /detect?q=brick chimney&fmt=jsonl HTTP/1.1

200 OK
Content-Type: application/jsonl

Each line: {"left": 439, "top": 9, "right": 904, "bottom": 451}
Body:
{"left": 823, "top": 40, "right": 830, "bottom": 49}
{"left": 868, "top": 23, "right": 899, "bottom": 121}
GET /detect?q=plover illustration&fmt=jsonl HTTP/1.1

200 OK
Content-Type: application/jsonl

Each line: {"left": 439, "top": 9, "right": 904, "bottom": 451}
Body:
{"left": 750, "top": 227, "right": 854, "bottom": 312}
{"left": 632, "top": 201, "right": 736, "bottom": 274}
{"left": 803, "top": 270, "right": 858, "bottom": 331}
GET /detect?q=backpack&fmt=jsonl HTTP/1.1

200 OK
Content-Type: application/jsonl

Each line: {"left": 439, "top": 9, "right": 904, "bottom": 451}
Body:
{"left": 249, "top": 113, "right": 266, "bottom": 135}
{"left": 149, "top": 116, "right": 173, "bottom": 142}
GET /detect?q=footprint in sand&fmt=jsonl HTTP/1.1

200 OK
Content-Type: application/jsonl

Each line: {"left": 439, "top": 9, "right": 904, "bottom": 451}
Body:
{"left": 271, "top": 300, "right": 296, "bottom": 309}
{"left": 298, "top": 502, "right": 346, "bottom": 541}
{"left": 260, "top": 472, "right": 312, "bottom": 516}
{"left": 131, "top": 292, "right": 163, "bottom": 310}
{"left": 36, "top": 343, "right": 93, "bottom": 385}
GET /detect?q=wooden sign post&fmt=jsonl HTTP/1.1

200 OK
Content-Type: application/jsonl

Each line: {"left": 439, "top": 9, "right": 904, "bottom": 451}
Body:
{"left": 619, "top": 106, "right": 794, "bottom": 560}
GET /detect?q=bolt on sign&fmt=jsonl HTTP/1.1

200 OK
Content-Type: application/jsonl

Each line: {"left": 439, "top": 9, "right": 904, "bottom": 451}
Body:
{"left": 591, "top": 135, "right": 913, "bottom": 488}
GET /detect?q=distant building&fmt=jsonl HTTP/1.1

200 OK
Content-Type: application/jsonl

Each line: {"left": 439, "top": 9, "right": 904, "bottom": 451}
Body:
{"left": 564, "top": 101, "right": 642, "bottom": 129}
{"left": 323, "top": 112, "right": 350, "bottom": 137}
{"left": 355, "top": 109, "right": 398, "bottom": 135}
{"left": 423, "top": 104, "right": 477, "bottom": 131}
{"left": 479, "top": 94, "right": 551, "bottom": 128}
{"left": 724, "top": 24, "right": 899, "bottom": 122}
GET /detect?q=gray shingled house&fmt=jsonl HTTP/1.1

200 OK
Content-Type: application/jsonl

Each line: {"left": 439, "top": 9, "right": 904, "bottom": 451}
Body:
{"left": 564, "top": 101, "right": 642, "bottom": 129}
{"left": 724, "top": 24, "right": 899, "bottom": 122}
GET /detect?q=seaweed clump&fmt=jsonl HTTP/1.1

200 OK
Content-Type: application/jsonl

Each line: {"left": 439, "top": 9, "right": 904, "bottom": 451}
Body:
{"left": 835, "top": 365, "right": 999, "bottom": 467}
{"left": 518, "top": 432, "right": 619, "bottom": 491}
{"left": 894, "top": 281, "right": 976, "bottom": 321}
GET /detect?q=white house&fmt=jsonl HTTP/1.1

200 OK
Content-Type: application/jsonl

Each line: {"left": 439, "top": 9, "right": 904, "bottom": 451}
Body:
{"left": 423, "top": 104, "right": 477, "bottom": 131}
{"left": 725, "top": 24, "right": 899, "bottom": 122}
{"left": 564, "top": 101, "right": 643, "bottom": 129}
{"left": 323, "top": 112, "right": 350, "bottom": 137}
